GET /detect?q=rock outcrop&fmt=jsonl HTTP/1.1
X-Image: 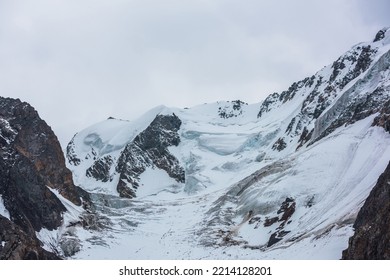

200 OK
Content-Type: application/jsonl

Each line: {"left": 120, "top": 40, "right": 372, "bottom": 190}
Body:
{"left": 218, "top": 100, "right": 248, "bottom": 119}
{"left": 116, "top": 114, "right": 184, "bottom": 198}
{"left": 0, "top": 97, "right": 90, "bottom": 259}
{"left": 0, "top": 216, "right": 59, "bottom": 260}
{"left": 342, "top": 161, "right": 390, "bottom": 259}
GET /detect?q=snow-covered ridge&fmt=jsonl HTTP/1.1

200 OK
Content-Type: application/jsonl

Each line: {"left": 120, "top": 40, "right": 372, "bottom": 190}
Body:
{"left": 256, "top": 28, "right": 390, "bottom": 153}
{"left": 67, "top": 105, "right": 169, "bottom": 160}
{"left": 312, "top": 48, "right": 390, "bottom": 141}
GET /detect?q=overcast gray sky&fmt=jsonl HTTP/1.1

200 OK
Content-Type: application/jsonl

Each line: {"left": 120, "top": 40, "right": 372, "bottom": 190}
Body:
{"left": 1, "top": 0, "right": 389, "bottom": 147}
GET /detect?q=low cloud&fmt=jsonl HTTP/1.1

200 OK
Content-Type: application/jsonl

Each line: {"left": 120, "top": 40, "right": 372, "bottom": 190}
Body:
{"left": 0, "top": 0, "right": 389, "bottom": 146}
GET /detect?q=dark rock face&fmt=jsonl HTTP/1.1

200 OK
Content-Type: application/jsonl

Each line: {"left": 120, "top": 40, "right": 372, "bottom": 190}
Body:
{"left": 342, "top": 161, "right": 390, "bottom": 259}
{"left": 66, "top": 137, "right": 81, "bottom": 166}
{"left": 0, "top": 216, "right": 60, "bottom": 260}
{"left": 1, "top": 155, "right": 66, "bottom": 234}
{"left": 372, "top": 100, "right": 390, "bottom": 133}
{"left": 266, "top": 197, "right": 295, "bottom": 247}
{"left": 296, "top": 127, "right": 313, "bottom": 150}
{"left": 0, "top": 98, "right": 84, "bottom": 207}
{"left": 373, "top": 29, "right": 386, "bottom": 42}
{"left": 272, "top": 137, "right": 287, "bottom": 151}
{"left": 116, "top": 114, "right": 185, "bottom": 198}
{"left": 86, "top": 155, "right": 114, "bottom": 182}
{"left": 257, "top": 92, "right": 280, "bottom": 118}
{"left": 0, "top": 97, "right": 90, "bottom": 259}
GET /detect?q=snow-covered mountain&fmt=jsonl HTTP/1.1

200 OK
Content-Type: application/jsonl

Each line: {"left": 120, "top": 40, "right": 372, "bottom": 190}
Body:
{"left": 53, "top": 28, "right": 390, "bottom": 259}
{"left": 2, "top": 29, "right": 388, "bottom": 261}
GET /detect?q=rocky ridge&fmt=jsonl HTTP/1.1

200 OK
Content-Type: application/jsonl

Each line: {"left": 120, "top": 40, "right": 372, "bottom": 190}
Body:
{"left": 342, "top": 160, "right": 390, "bottom": 259}
{"left": 0, "top": 97, "right": 92, "bottom": 259}
{"left": 115, "top": 114, "right": 184, "bottom": 198}
{"left": 257, "top": 28, "right": 390, "bottom": 152}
